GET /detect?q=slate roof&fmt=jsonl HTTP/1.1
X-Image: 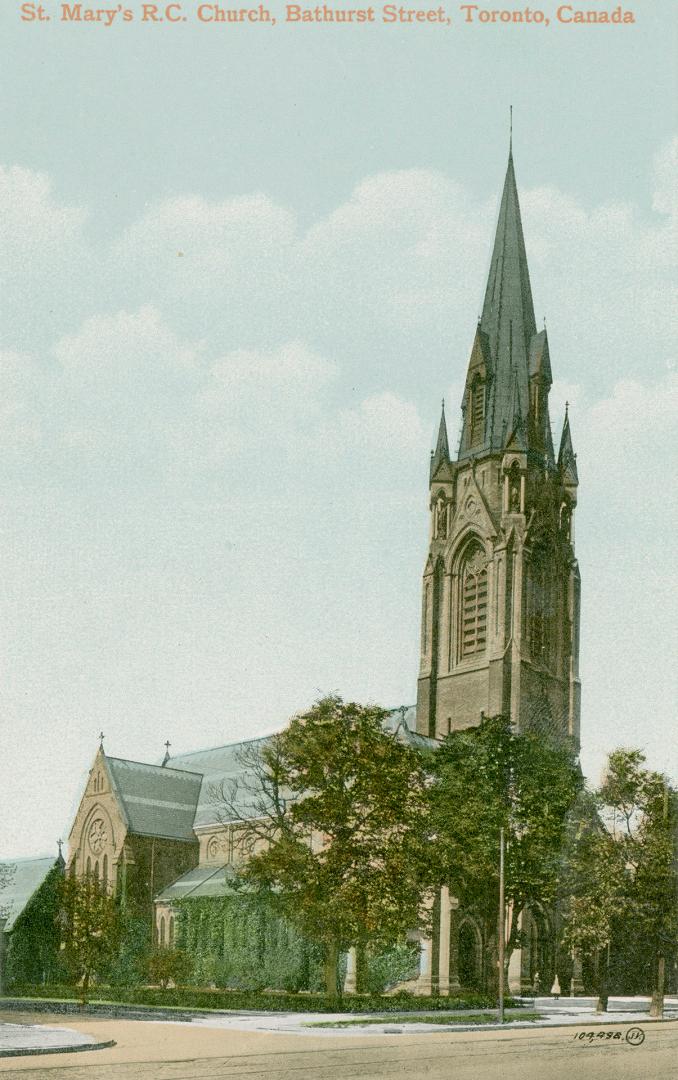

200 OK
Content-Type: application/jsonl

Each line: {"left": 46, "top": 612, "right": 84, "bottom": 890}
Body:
{"left": 458, "top": 151, "right": 555, "bottom": 466}
{"left": 106, "top": 757, "right": 202, "bottom": 841}
{"left": 0, "top": 856, "right": 58, "bottom": 932}
{"left": 382, "top": 705, "right": 438, "bottom": 751}
{"left": 155, "top": 862, "right": 243, "bottom": 902}
{"left": 165, "top": 707, "right": 431, "bottom": 831}
{"left": 167, "top": 736, "right": 272, "bottom": 830}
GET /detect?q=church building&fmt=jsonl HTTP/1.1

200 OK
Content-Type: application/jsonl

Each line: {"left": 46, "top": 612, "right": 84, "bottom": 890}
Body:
{"left": 63, "top": 143, "right": 581, "bottom": 995}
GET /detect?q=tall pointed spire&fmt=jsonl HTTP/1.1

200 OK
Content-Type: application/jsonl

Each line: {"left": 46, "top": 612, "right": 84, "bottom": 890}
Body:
{"left": 481, "top": 148, "right": 536, "bottom": 358}
{"left": 479, "top": 148, "right": 536, "bottom": 451}
{"left": 431, "top": 398, "right": 450, "bottom": 475}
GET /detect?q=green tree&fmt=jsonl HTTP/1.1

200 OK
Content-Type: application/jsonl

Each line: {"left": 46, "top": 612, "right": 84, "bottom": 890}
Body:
{"left": 558, "top": 790, "right": 626, "bottom": 1010}
{"left": 57, "top": 874, "right": 120, "bottom": 1004}
{"left": 214, "top": 695, "right": 431, "bottom": 998}
{"left": 428, "top": 714, "right": 582, "bottom": 989}
{"left": 146, "top": 947, "right": 193, "bottom": 988}
{"left": 560, "top": 749, "right": 678, "bottom": 1013}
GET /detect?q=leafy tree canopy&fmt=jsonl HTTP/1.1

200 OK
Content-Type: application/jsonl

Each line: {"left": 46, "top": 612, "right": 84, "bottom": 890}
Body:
{"left": 215, "top": 695, "right": 431, "bottom": 994}
{"left": 428, "top": 714, "right": 582, "bottom": 965}
{"left": 57, "top": 874, "right": 121, "bottom": 1003}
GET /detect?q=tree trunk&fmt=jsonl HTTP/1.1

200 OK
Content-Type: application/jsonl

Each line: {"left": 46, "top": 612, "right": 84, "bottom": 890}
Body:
{"left": 649, "top": 955, "right": 665, "bottom": 1019}
{"left": 485, "top": 937, "right": 499, "bottom": 996}
{"left": 596, "top": 945, "right": 610, "bottom": 1013}
{"left": 324, "top": 940, "right": 340, "bottom": 1000}
{"left": 79, "top": 970, "right": 89, "bottom": 1008}
{"left": 355, "top": 943, "right": 367, "bottom": 995}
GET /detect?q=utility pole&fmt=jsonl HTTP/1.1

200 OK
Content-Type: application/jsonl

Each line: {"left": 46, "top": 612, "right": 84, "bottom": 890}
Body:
{"left": 498, "top": 827, "right": 505, "bottom": 1024}
{"left": 650, "top": 781, "right": 670, "bottom": 1019}
{"left": 0, "top": 917, "right": 6, "bottom": 997}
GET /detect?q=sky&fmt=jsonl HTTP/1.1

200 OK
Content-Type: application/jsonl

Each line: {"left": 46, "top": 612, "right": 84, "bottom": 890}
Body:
{"left": 1, "top": 2, "right": 676, "bottom": 859}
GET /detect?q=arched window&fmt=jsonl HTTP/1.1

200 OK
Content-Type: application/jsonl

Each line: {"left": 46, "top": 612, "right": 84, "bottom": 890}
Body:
{"left": 160, "top": 917, "right": 166, "bottom": 947}
{"left": 169, "top": 916, "right": 175, "bottom": 947}
{"left": 86, "top": 856, "right": 91, "bottom": 876}
{"left": 508, "top": 461, "right": 521, "bottom": 513}
{"left": 102, "top": 854, "right": 108, "bottom": 892}
{"left": 529, "top": 550, "right": 552, "bottom": 665}
{"left": 460, "top": 542, "right": 488, "bottom": 659}
{"left": 422, "top": 582, "right": 431, "bottom": 654}
{"left": 94, "top": 860, "right": 99, "bottom": 881}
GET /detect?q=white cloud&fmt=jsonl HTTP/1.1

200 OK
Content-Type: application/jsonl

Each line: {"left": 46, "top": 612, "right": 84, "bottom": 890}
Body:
{"left": 54, "top": 306, "right": 199, "bottom": 378}
{"left": 0, "top": 166, "right": 86, "bottom": 256}
{"left": 336, "top": 391, "right": 426, "bottom": 456}
{"left": 587, "top": 372, "right": 678, "bottom": 439}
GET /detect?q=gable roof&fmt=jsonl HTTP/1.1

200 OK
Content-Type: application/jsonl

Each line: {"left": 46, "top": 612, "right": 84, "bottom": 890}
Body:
{"left": 155, "top": 862, "right": 243, "bottom": 902}
{"left": 105, "top": 757, "right": 202, "bottom": 841}
{"left": 0, "top": 856, "right": 59, "bottom": 932}
{"left": 167, "top": 736, "right": 274, "bottom": 829}
{"left": 166, "top": 707, "right": 431, "bottom": 830}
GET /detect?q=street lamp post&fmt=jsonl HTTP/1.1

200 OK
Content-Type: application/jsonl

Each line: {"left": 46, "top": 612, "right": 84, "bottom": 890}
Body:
{"left": 498, "top": 827, "right": 505, "bottom": 1024}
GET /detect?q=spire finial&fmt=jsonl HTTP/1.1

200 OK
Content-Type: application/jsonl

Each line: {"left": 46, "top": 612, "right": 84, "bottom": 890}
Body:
{"left": 162, "top": 740, "right": 172, "bottom": 767}
{"left": 57, "top": 838, "right": 63, "bottom": 856}
{"left": 509, "top": 104, "right": 513, "bottom": 154}
{"left": 98, "top": 731, "right": 105, "bottom": 748}
{"left": 565, "top": 400, "right": 569, "bottom": 417}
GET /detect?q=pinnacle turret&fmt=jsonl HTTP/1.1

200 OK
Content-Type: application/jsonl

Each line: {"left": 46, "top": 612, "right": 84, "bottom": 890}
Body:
{"left": 558, "top": 406, "right": 578, "bottom": 485}
{"left": 430, "top": 399, "right": 450, "bottom": 477}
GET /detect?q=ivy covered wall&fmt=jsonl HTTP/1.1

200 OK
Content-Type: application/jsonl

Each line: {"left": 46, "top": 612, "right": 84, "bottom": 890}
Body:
{"left": 176, "top": 892, "right": 325, "bottom": 991}
{"left": 4, "top": 864, "right": 64, "bottom": 986}
{"left": 175, "top": 891, "right": 419, "bottom": 993}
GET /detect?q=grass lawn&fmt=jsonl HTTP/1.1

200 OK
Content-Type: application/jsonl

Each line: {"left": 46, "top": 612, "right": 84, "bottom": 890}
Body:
{"left": 305, "top": 1011, "right": 542, "bottom": 1028}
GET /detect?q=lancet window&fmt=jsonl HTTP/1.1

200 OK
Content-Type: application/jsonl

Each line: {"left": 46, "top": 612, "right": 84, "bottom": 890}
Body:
{"left": 460, "top": 541, "right": 488, "bottom": 658}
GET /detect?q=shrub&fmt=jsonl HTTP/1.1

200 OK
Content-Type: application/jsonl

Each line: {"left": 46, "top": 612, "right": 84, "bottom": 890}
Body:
{"left": 146, "top": 949, "right": 193, "bottom": 989}
{"left": 8, "top": 983, "right": 518, "bottom": 1014}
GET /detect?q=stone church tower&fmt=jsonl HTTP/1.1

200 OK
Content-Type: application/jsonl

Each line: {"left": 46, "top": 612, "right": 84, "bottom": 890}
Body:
{"left": 416, "top": 147, "right": 581, "bottom": 745}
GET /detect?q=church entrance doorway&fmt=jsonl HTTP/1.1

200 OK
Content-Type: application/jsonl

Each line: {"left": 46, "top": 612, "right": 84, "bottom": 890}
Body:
{"left": 458, "top": 919, "right": 483, "bottom": 990}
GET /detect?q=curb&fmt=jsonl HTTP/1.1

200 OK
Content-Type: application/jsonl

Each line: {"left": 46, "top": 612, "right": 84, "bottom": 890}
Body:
{"left": 0, "top": 1039, "right": 116, "bottom": 1059}
{"left": 300, "top": 1014, "right": 678, "bottom": 1036}
{"left": 0, "top": 1000, "right": 199, "bottom": 1022}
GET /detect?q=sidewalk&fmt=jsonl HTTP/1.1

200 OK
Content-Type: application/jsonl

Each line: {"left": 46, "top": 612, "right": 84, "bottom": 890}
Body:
{"left": 0, "top": 1021, "right": 114, "bottom": 1058}
{"left": 1, "top": 997, "right": 676, "bottom": 1047}
{"left": 162, "top": 996, "right": 678, "bottom": 1036}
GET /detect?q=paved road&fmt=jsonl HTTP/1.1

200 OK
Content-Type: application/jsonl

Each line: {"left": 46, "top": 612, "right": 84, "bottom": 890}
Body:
{"left": 0, "top": 1014, "right": 676, "bottom": 1080}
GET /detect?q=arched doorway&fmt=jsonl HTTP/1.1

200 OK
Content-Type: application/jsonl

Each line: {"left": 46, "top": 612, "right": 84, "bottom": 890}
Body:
{"left": 527, "top": 906, "right": 554, "bottom": 992}
{"left": 458, "top": 919, "right": 483, "bottom": 990}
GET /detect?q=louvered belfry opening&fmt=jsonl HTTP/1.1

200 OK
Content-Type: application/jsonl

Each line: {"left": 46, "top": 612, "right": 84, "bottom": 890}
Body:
{"left": 461, "top": 543, "right": 488, "bottom": 658}
{"left": 470, "top": 378, "right": 485, "bottom": 447}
